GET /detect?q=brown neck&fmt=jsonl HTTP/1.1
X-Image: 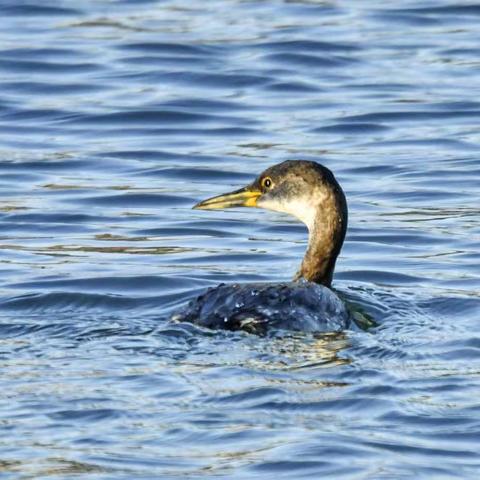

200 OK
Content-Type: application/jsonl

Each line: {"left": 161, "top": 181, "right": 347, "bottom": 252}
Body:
{"left": 295, "top": 187, "right": 347, "bottom": 287}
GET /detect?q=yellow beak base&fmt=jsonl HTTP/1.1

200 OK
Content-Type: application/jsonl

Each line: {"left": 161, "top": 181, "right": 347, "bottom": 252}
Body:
{"left": 193, "top": 187, "right": 261, "bottom": 210}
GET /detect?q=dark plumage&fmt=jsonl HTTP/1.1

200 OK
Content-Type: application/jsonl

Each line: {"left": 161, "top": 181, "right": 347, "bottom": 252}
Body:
{"left": 174, "top": 281, "right": 350, "bottom": 334}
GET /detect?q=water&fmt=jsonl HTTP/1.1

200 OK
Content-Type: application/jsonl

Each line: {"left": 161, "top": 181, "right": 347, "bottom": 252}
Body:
{"left": 1, "top": 0, "right": 479, "bottom": 478}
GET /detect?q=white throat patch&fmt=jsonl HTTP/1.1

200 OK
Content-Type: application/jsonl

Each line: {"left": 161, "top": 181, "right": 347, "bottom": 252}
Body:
{"left": 259, "top": 193, "right": 323, "bottom": 232}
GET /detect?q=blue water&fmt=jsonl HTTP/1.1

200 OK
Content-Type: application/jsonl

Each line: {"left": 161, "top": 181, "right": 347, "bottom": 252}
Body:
{"left": 1, "top": 1, "right": 480, "bottom": 478}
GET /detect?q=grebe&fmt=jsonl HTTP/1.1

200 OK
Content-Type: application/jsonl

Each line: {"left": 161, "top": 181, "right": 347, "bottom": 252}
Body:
{"left": 174, "top": 160, "right": 350, "bottom": 334}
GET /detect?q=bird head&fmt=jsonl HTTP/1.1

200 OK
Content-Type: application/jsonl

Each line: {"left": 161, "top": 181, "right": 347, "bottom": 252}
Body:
{"left": 193, "top": 160, "right": 341, "bottom": 232}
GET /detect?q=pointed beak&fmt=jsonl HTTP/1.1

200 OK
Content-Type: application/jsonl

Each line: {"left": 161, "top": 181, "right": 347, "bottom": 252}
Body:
{"left": 193, "top": 186, "right": 261, "bottom": 210}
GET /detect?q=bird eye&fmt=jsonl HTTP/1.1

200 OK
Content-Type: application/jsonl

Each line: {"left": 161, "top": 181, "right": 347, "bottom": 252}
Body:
{"left": 262, "top": 177, "right": 273, "bottom": 189}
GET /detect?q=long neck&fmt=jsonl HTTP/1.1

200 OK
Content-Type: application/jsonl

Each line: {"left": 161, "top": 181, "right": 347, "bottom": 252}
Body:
{"left": 295, "top": 186, "right": 347, "bottom": 287}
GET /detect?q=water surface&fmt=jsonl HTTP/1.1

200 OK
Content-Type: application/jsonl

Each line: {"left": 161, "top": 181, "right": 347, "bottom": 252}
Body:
{"left": 1, "top": 1, "right": 480, "bottom": 478}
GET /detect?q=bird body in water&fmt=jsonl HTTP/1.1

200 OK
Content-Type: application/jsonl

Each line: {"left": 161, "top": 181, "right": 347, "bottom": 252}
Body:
{"left": 174, "top": 160, "right": 350, "bottom": 334}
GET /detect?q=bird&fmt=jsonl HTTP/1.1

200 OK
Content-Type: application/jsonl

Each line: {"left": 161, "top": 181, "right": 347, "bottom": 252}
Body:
{"left": 173, "top": 160, "right": 351, "bottom": 334}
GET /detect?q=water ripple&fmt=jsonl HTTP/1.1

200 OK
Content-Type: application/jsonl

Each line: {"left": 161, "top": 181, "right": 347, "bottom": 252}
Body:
{"left": 0, "top": 0, "right": 479, "bottom": 479}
